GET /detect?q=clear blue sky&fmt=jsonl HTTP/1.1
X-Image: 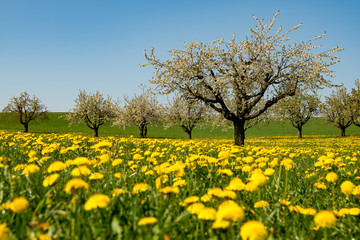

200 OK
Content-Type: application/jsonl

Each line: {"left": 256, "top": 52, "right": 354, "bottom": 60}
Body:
{"left": 1, "top": 0, "right": 359, "bottom": 112}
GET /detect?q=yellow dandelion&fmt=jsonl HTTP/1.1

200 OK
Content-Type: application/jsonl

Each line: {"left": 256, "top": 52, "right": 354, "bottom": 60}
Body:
{"left": 138, "top": 217, "right": 157, "bottom": 226}
{"left": 187, "top": 202, "right": 205, "bottom": 215}
{"left": 71, "top": 157, "right": 91, "bottom": 166}
{"left": 112, "top": 188, "right": 126, "bottom": 197}
{"left": 84, "top": 194, "right": 111, "bottom": 211}
{"left": 325, "top": 172, "right": 338, "bottom": 182}
{"left": 43, "top": 173, "right": 60, "bottom": 187}
{"left": 22, "top": 164, "right": 40, "bottom": 176}
{"left": 160, "top": 186, "right": 179, "bottom": 194}
{"left": 314, "top": 210, "right": 336, "bottom": 228}
{"left": 340, "top": 181, "right": 355, "bottom": 195}
{"left": 216, "top": 200, "right": 245, "bottom": 222}
{"left": 212, "top": 219, "right": 230, "bottom": 229}
{"left": 9, "top": 197, "right": 29, "bottom": 213}
{"left": 64, "top": 178, "right": 89, "bottom": 194}
{"left": 89, "top": 172, "right": 104, "bottom": 180}
{"left": 70, "top": 165, "right": 91, "bottom": 176}
{"left": 240, "top": 220, "right": 268, "bottom": 240}
{"left": 132, "top": 183, "right": 149, "bottom": 194}
{"left": 114, "top": 172, "right": 123, "bottom": 178}
{"left": 218, "top": 169, "right": 233, "bottom": 176}
{"left": 0, "top": 222, "right": 10, "bottom": 240}
{"left": 254, "top": 200, "right": 269, "bottom": 208}
{"left": 250, "top": 173, "right": 267, "bottom": 186}
{"left": 197, "top": 207, "right": 217, "bottom": 220}
{"left": 112, "top": 158, "right": 123, "bottom": 166}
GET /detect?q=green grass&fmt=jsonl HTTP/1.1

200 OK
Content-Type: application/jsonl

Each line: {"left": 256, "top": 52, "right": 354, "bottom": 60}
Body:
{"left": 1, "top": 112, "right": 360, "bottom": 138}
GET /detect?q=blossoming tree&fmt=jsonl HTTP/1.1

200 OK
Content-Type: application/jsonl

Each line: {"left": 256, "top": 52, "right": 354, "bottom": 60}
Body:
{"left": 143, "top": 12, "right": 342, "bottom": 145}
{"left": 2, "top": 92, "right": 48, "bottom": 132}
{"left": 165, "top": 94, "right": 206, "bottom": 139}
{"left": 114, "top": 87, "right": 162, "bottom": 138}
{"left": 323, "top": 86, "right": 353, "bottom": 137}
{"left": 274, "top": 90, "right": 321, "bottom": 138}
{"left": 67, "top": 90, "right": 118, "bottom": 137}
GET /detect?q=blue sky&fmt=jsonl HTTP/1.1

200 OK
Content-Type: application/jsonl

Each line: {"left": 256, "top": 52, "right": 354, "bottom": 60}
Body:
{"left": 1, "top": 0, "right": 359, "bottom": 112}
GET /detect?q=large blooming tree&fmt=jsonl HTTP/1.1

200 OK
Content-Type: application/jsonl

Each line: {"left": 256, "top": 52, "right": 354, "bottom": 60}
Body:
{"left": 143, "top": 12, "right": 342, "bottom": 145}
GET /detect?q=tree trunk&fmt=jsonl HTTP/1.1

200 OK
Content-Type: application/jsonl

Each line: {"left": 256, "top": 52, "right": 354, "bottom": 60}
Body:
{"left": 233, "top": 119, "right": 246, "bottom": 146}
{"left": 94, "top": 127, "right": 99, "bottom": 137}
{"left": 297, "top": 125, "right": 303, "bottom": 138}
{"left": 139, "top": 125, "right": 147, "bottom": 138}
{"left": 24, "top": 123, "right": 29, "bottom": 133}
{"left": 187, "top": 131, "right": 192, "bottom": 139}
{"left": 340, "top": 127, "right": 346, "bottom": 137}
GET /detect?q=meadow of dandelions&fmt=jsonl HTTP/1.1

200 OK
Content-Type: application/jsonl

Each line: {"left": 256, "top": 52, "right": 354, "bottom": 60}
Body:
{"left": 1, "top": 130, "right": 360, "bottom": 239}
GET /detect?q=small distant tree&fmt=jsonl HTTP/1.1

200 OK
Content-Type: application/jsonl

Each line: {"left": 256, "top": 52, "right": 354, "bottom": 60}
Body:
{"left": 165, "top": 94, "right": 206, "bottom": 139}
{"left": 323, "top": 87, "right": 352, "bottom": 137}
{"left": 67, "top": 90, "right": 118, "bottom": 137}
{"left": 114, "top": 87, "right": 162, "bottom": 138}
{"left": 2, "top": 92, "right": 48, "bottom": 132}
{"left": 350, "top": 79, "right": 360, "bottom": 126}
{"left": 275, "top": 90, "right": 321, "bottom": 138}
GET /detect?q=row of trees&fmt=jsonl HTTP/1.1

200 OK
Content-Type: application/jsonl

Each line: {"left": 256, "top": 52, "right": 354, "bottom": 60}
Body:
{"left": 2, "top": 82, "right": 360, "bottom": 141}
{"left": 1, "top": 89, "right": 206, "bottom": 139}
{"left": 1, "top": 12, "right": 350, "bottom": 145}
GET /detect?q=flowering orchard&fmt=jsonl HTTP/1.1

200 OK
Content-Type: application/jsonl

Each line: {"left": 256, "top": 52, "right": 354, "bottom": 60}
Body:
{"left": 1, "top": 131, "right": 360, "bottom": 239}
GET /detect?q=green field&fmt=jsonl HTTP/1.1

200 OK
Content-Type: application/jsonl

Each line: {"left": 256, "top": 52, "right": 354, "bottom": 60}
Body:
{"left": 1, "top": 112, "right": 359, "bottom": 139}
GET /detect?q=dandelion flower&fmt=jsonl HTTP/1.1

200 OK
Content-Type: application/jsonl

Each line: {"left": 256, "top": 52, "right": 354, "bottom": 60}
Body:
{"left": 197, "top": 207, "right": 217, "bottom": 220}
{"left": 138, "top": 217, "right": 157, "bottom": 226}
{"left": 217, "top": 200, "right": 245, "bottom": 222}
{"left": 43, "top": 173, "right": 60, "bottom": 187}
{"left": 112, "top": 188, "right": 126, "bottom": 197}
{"left": 71, "top": 166, "right": 91, "bottom": 176}
{"left": 64, "top": 178, "right": 89, "bottom": 194}
{"left": 250, "top": 173, "right": 267, "bottom": 186}
{"left": 340, "top": 181, "right": 355, "bottom": 195}
{"left": 160, "top": 186, "right": 179, "bottom": 194}
{"left": 132, "top": 183, "right": 149, "bottom": 194}
{"left": 218, "top": 169, "right": 233, "bottom": 176}
{"left": 254, "top": 200, "right": 269, "bottom": 208}
{"left": 71, "top": 157, "right": 91, "bottom": 166}
{"left": 326, "top": 172, "right": 338, "bottom": 182}
{"left": 212, "top": 219, "right": 230, "bottom": 229}
{"left": 84, "top": 194, "right": 111, "bottom": 211}
{"left": 0, "top": 222, "right": 10, "bottom": 240}
{"left": 89, "top": 172, "right": 104, "bottom": 180}
{"left": 9, "top": 197, "right": 29, "bottom": 213}
{"left": 226, "top": 177, "right": 245, "bottom": 191}
{"left": 314, "top": 210, "right": 336, "bottom": 228}
{"left": 187, "top": 203, "right": 205, "bottom": 215}
{"left": 47, "top": 161, "right": 66, "bottom": 173}
{"left": 240, "top": 220, "right": 268, "bottom": 240}
{"left": 22, "top": 164, "right": 40, "bottom": 176}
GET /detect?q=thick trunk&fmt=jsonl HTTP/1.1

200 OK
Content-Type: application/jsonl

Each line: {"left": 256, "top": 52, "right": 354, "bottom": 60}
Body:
{"left": 139, "top": 125, "right": 147, "bottom": 138}
{"left": 24, "top": 123, "right": 29, "bottom": 133}
{"left": 94, "top": 127, "right": 99, "bottom": 137}
{"left": 297, "top": 126, "right": 303, "bottom": 138}
{"left": 187, "top": 131, "right": 192, "bottom": 139}
{"left": 233, "top": 119, "right": 246, "bottom": 146}
{"left": 341, "top": 127, "right": 346, "bottom": 137}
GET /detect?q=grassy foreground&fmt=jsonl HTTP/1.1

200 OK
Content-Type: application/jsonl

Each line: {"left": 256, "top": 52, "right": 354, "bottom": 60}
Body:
{"left": 1, "top": 112, "right": 360, "bottom": 139}
{"left": 1, "top": 131, "right": 360, "bottom": 239}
